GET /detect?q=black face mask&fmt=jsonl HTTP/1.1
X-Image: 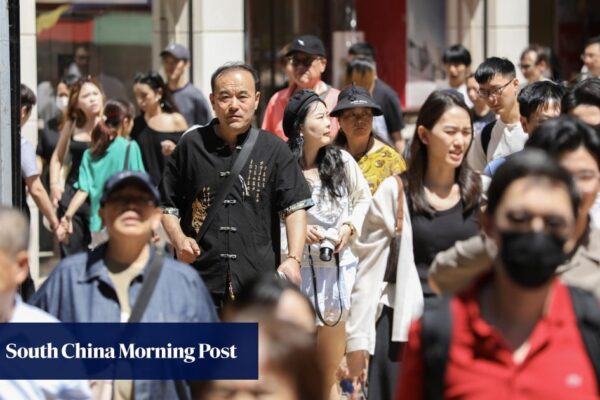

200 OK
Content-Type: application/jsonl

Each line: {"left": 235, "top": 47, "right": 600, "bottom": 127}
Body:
{"left": 500, "top": 231, "right": 567, "bottom": 288}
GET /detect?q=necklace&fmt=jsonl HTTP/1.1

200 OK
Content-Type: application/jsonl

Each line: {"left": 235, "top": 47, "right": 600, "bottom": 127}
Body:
{"left": 351, "top": 135, "right": 374, "bottom": 161}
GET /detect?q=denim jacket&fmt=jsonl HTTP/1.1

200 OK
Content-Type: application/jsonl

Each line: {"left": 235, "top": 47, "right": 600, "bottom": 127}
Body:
{"left": 30, "top": 244, "right": 218, "bottom": 400}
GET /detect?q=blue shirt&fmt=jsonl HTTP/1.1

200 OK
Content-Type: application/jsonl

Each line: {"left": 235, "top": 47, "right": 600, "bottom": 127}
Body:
{"left": 30, "top": 245, "right": 218, "bottom": 399}
{"left": 483, "top": 156, "right": 508, "bottom": 177}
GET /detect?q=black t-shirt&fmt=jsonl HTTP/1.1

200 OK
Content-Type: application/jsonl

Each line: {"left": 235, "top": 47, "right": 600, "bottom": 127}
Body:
{"left": 134, "top": 125, "right": 184, "bottom": 186}
{"left": 410, "top": 200, "right": 479, "bottom": 296}
{"left": 36, "top": 118, "right": 61, "bottom": 163}
{"left": 160, "top": 119, "right": 313, "bottom": 296}
{"left": 372, "top": 79, "right": 405, "bottom": 133}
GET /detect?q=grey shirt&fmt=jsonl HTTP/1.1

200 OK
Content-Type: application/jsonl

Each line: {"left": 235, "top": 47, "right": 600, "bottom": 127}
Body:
{"left": 172, "top": 82, "right": 212, "bottom": 127}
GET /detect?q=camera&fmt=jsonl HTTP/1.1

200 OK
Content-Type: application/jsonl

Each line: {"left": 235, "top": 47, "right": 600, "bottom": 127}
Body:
{"left": 316, "top": 227, "right": 339, "bottom": 262}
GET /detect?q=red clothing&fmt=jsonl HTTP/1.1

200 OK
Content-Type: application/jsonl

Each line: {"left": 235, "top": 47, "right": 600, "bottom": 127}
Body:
{"left": 396, "top": 279, "right": 599, "bottom": 400}
{"left": 261, "top": 83, "right": 340, "bottom": 140}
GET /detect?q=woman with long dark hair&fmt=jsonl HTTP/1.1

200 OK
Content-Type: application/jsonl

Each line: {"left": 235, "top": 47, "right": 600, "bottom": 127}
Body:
{"left": 345, "top": 90, "right": 481, "bottom": 399}
{"left": 56, "top": 100, "right": 145, "bottom": 248}
{"left": 49, "top": 76, "right": 104, "bottom": 255}
{"left": 282, "top": 89, "right": 371, "bottom": 399}
{"left": 132, "top": 72, "right": 188, "bottom": 186}
{"left": 332, "top": 85, "right": 406, "bottom": 194}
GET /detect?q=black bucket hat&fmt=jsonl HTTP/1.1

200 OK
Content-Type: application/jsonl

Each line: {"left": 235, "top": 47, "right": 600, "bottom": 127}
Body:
{"left": 282, "top": 89, "right": 325, "bottom": 140}
{"left": 330, "top": 85, "right": 383, "bottom": 118}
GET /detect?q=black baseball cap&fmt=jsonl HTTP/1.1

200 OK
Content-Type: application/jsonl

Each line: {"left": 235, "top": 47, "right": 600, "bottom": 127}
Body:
{"left": 330, "top": 85, "right": 383, "bottom": 117}
{"left": 282, "top": 89, "right": 325, "bottom": 139}
{"left": 160, "top": 43, "right": 190, "bottom": 61}
{"left": 100, "top": 171, "right": 160, "bottom": 206}
{"left": 285, "top": 35, "right": 326, "bottom": 58}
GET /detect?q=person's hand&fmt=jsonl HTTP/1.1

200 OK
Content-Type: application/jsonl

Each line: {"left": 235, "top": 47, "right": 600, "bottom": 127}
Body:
{"left": 51, "top": 184, "right": 64, "bottom": 208}
{"left": 306, "top": 225, "right": 325, "bottom": 245}
{"left": 160, "top": 140, "right": 177, "bottom": 156}
{"left": 174, "top": 236, "right": 201, "bottom": 264}
{"left": 277, "top": 258, "right": 301, "bottom": 285}
{"left": 55, "top": 216, "right": 72, "bottom": 242}
{"left": 335, "top": 224, "right": 352, "bottom": 253}
{"left": 345, "top": 350, "right": 368, "bottom": 383}
{"left": 54, "top": 223, "right": 67, "bottom": 242}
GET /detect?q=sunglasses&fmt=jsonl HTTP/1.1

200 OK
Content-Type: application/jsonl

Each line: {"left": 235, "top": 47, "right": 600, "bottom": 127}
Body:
{"left": 288, "top": 56, "right": 318, "bottom": 67}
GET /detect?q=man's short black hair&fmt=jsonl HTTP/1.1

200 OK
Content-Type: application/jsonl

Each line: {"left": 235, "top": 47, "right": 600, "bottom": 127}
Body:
{"left": 585, "top": 35, "right": 600, "bottom": 49}
{"left": 562, "top": 77, "right": 600, "bottom": 113}
{"left": 487, "top": 149, "right": 580, "bottom": 218}
{"left": 210, "top": 62, "right": 260, "bottom": 93}
{"left": 518, "top": 81, "right": 566, "bottom": 120}
{"left": 348, "top": 42, "right": 376, "bottom": 61}
{"left": 526, "top": 116, "right": 600, "bottom": 169}
{"left": 20, "top": 83, "right": 36, "bottom": 112}
{"left": 442, "top": 44, "right": 471, "bottom": 66}
{"left": 474, "top": 57, "right": 516, "bottom": 85}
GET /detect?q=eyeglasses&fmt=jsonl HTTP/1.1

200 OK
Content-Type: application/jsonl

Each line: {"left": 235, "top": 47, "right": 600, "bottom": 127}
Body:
{"left": 288, "top": 56, "right": 318, "bottom": 67}
{"left": 477, "top": 79, "right": 514, "bottom": 99}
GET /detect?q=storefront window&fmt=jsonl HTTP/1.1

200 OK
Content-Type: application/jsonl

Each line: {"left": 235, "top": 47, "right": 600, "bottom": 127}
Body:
{"left": 36, "top": 0, "right": 152, "bottom": 121}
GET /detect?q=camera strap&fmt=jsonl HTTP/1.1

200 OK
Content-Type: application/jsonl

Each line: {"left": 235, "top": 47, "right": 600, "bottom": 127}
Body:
{"left": 307, "top": 246, "right": 343, "bottom": 327}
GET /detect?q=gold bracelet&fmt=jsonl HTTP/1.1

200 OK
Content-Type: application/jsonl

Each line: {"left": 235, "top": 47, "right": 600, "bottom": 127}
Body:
{"left": 287, "top": 254, "right": 301, "bottom": 267}
{"left": 343, "top": 222, "right": 356, "bottom": 237}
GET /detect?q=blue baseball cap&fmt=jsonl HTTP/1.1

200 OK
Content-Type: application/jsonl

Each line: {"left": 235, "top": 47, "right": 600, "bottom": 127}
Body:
{"left": 100, "top": 171, "right": 160, "bottom": 207}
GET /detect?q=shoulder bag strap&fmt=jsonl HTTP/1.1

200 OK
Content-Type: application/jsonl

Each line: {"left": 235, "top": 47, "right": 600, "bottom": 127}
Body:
{"left": 195, "top": 127, "right": 259, "bottom": 244}
{"left": 128, "top": 254, "right": 164, "bottom": 323}
{"left": 569, "top": 286, "right": 600, "bottom": 387}
{"left": 122, "top": 141, "right": 132, "bottom": 171}
{"left": 383, "top": 174, "right": 405, "bottom": 283}
{"left": 422, "top": 296, "right": 453, "bottom": 400}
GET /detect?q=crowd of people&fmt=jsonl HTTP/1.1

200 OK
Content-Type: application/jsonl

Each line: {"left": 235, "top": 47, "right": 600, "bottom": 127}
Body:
{"left": 7, "top": 33, "right": 600, "bottom": 399}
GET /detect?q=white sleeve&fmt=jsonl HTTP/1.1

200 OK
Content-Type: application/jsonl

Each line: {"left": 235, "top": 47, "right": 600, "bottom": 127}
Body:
{"left": 346, "top": 176, "right": 396, "bottom": 352}
{"left": 341, "top": 150, "right": 372, "bottom": 236}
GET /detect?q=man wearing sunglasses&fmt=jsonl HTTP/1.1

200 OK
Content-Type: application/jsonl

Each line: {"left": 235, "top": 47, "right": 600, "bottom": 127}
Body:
{"left": 262, "top": 34, "right": 340, "bottom": 140}
{"left": 466, "top": 57, "right": 527, "bottom": 172}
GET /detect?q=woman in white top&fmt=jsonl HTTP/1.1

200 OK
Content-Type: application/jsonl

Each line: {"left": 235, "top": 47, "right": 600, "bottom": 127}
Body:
{"left": 282, "top": 89, "right": 371, "bottom": 399}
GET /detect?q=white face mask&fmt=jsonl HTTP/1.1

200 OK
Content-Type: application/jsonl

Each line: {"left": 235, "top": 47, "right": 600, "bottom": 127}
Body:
{"left": 56, "top": 95, "right": 69, "bottom": 111}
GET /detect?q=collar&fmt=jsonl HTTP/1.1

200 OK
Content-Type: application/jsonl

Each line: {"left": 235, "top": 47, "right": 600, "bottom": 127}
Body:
{"left": 209, "top": 118, "right": 251, "bottom": 149}
{"left": 171, "top": 81, "right": 191, "bottom": 93}
{"left": 460, "top": 274, "right": 570, "bottom": 342}
{"left": 80, "top": 243, "right": 157, "bottom": 283}
{"left": 569, "top": 225, "right": 600, "bottom": 267}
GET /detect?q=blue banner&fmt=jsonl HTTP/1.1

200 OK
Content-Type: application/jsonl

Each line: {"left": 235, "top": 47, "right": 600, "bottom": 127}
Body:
{"left": 0, "top": 323, "right": 258, "bottom": 380}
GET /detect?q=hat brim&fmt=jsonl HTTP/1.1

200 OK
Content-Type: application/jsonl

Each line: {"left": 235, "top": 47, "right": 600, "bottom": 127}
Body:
{"left": 330, "top": 102, "right": 383, "bottom": 118}
{"left": 284, "top": 49, "right": 326, "bottom": 58}
{"left": 159, "top": 50, "right": 188, "bottom": 60}
{"left": 101, "top": 176, "right": 160, "bottom": 206}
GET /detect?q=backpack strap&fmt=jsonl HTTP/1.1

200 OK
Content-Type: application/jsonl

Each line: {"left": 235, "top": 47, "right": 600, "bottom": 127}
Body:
{"left": 421, "top": 296, "right": 452, "bottom": 400}
{"left": 481, "top": 121, "right": 496, "bottom": 157}
{"left": 569, "top": 286, "right": 600, "bottom": 388}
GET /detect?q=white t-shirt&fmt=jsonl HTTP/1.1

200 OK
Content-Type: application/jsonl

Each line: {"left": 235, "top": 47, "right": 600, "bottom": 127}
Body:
{"left": 467, "top": 119, "right": 527, "bottom": 173}
{"left": 0, "top": 296, "right": 92, "bottom": 400}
